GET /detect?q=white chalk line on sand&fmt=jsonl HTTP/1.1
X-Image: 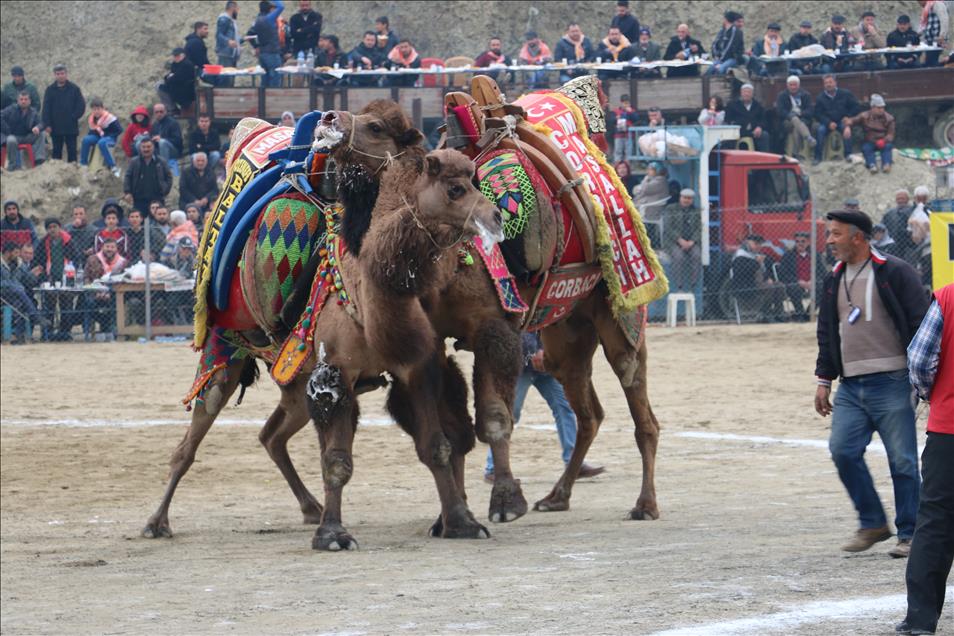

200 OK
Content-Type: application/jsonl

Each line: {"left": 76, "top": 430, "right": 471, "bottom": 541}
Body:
{"left": 649, "top": 588, "right": 953, "bottom": 636}
{"left": 674, "top": 430, "right": 887, "bottom": 455}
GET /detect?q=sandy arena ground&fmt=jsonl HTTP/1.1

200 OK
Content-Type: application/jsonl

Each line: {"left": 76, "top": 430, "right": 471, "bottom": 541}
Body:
{"left": 1, "top": 324, "right": 951, "bottom": 635}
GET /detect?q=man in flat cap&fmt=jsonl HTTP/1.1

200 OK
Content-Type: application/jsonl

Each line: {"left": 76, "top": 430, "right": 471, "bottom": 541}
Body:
{"left": 820, "top": 14, "right": 857, "bottom": 72}
{"left": 1, "top": 66, "right": 41, "bottom": 111}
{"left": 886, "top": 15, "right": 921, "bottom": 69}
{"left": 788, "top": 20, "right": 820, "bottom": 75}
{"left": 661, "top": 188, "right": 702, "bottom": 292}
{"left": 815, "top": 209, "right": 930, "bottom": 557}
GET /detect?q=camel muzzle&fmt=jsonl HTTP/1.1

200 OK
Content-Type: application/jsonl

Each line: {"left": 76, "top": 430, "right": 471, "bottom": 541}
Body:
{"left": 314, "top": 111, "right": 345, "bottom": 151}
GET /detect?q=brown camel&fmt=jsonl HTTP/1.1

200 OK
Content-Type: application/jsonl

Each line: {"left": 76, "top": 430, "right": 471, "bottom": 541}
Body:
{"left": 144, "top": 148, "right": 505, "bottom": 548}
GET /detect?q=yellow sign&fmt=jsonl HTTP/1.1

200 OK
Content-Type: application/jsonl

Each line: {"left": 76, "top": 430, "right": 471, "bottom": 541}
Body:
{"left": 931, "top": 212, "right": 954, "bottom": 290}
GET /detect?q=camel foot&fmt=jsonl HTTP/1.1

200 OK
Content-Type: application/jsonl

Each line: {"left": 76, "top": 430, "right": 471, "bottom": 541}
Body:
{"left": 142, "top": 515, "right": 173, "bottom": 539}
{"left": 430, "top": 509, "right": 490, "bottom": 539}
{"left": 533, "top": 496, "right": 570, "bottom": 513}
{"left": 312, "top": 523, "right": 359, "bottom": 551}
{"left": 488, "top": 478, "right": 528, "bottom": 523}
{"left": 628, "top": 504, "right": 660, "bottom": 521}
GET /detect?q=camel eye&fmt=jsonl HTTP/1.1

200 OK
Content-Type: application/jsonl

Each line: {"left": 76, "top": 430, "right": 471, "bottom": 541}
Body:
{"left": 448, "top": 185, "right": 466, "bottom": 200}
{"left": 369, "top": 122, "right": 383, "bottom": 134}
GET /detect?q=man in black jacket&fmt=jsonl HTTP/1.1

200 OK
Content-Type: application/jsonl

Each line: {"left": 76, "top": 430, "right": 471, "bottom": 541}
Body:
{"left": 290, "top": 0, "right": 322, "bottom": 56}
{"left": 610, "top": 0, "right": 639, "bottom": 44}
{"left": 814, "top": 209, "right": 930, "bottom": 556}
{"left": 725, "top": 83, "right": 769, "bottom": 151}
{"left": 664, "top": 23, "right": 705, "bottom": 77}
{"left": 188, "top": 114, "right": 222, "bottom": 168}
{"left": 788, "top": 20, "right": 820, "bottom": 75}
{"left": 157, "top": 48, "right": 197, "bottom": 115}
{"left": 145, "top": 103, "right": 183, "bottom": 176}
{"left": 813, "top": 74, "right": 860, "bottom": 164}
{"left": 41, "top": 64, "right": 85, "bottom": 163}
{"left": 886, "top": 15, "right": 921, "bottom": 69}
{"left": 710, "top": 10, "right": 745, "bottom": 75}
{"left": 123, "top": 138, "right": 172, "bottom": 215}
{"left": 178, "top": 152, "right": 218, "bottom": 211}
{"left": 1, "top": 91, "right": 46, "bottom": 169}
{"left": 775, "top": 75, "right": 816, "bottom": 157}
{"left": 185, "top": 22, "right": 211, "bottom": 71}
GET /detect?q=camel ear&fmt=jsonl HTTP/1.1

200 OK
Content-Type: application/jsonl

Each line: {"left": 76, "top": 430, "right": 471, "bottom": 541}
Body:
{"left": 425, "top": 154, "right": 441, "bottom": 177}
{"left": 398, "top": 128, "right": 424, "bottom": 147}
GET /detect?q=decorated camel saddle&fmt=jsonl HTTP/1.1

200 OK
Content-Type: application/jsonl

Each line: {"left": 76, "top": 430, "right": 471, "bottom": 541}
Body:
{"left": 442, "top": 75, "right": 667, "bottom": 332}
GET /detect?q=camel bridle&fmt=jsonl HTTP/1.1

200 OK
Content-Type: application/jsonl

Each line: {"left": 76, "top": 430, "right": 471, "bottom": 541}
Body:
{"left": 345, "top": 113, "right": 406, "bottom": 174}
{"left": 400, "top": 192, "right": 482, "bottom": 256}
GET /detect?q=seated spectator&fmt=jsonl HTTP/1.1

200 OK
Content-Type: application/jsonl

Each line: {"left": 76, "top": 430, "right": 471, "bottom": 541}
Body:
{"left": 886, "top": 15, "right": 921, "bottom": 69}
{"left": 125, "top": 208, "right": 165, "bottom": 263}
{"left": 95, "top": 203, "right": 128, "bottom": 258}
{"left": 17, "top": 243, "right": 43, "bottom": 285}
{"left": 663, "top": 23, "right": 705, "bottom": 77}
{"left": 280, "top": 111, "right": 295, "bottom": 127}
{"left": 709, "top": 11, "right": 745, "bottom": 75}
{"left": 121, "top": 105, "right": 151, "bottom": 158}
{"left": 596, "top": 26, "right": 634, "bottom": 81}
{"left": 348, "top": 31, "right": 388, "bottom": 86}
{"left": 787, "top": 20, "right": 821, "bottom": 75}
{"left": 697, "top": 96, "right": 725, "bottom": 126}
{"left": 845, "top": 94, "right": 895, "bottom": 173}
{"left": 81, "top": 237, "right": 124, "bottom": 334}
{"left": 188, "top": 113, "right": 222, "bottom": 167}
{"left": 290, "top": 0, "right": 322, "bottom": 57}
{"left": 79, "top": 97, "right": 123, "bottom": 177}
{"left": 882, "top": 189, "right": 916, "bottom": 262}
{"left": 387, "top": 38, "right": 421, "bottom": 87}
{"left": 553, "top": 23, "right": 594, "bottom": 83}
{"left": 778, "top": 231, "right": 813, "bottom": 321}
{"left": 775, "top": 75, "right": 816, "bottom": 157}
{"left": 1, "top": 241, "right": 48, "bottom": 340}
{"left": 185, "top": 21, "right": 211, "bottom": 71}
{"left": 143, "top": 103, "right": 183, "bottom": 176}
{"left": 157, "top": 48, "right": 196, "bottom": 115}
{"left": 86, "top": 236, "right": 126, "bottom": 278}
{"left": 871, "top": 223, "right": 901, "bottom": 257}
{"left": 813, "top": 74, "right": 860, "bottom": 165}
{"left": 475, "top": 36, "right": 512, "bottom": 69}
{"left": 185, "top": 204, "right": 205, "bottom": 244}
{"left": 819, "top": 15, "right": 856, "bottom": 72}
{"left": 729, "top": 234, "right": 786, "bottom": 322}
{"left": 374, "top": 16, "right": 398, "bottom": 54}
{"left": 518, "top": 31, "right": 553, "bottom": 88}
{"left": 633, "top": 162, "right": 670, "bottom": 244}
{"left": 315, "top": 34, "right": 346, "bottom": 68}
{"left": 725, "top": 83, "right": 770, "bottom": 151}
{"left": 39, "top": 217, "right": 75, "bottom": 286}
{"left": 919, "top": 0, "right": 948, "bottom": 67}
{"left": 179, "top": 152, "right": 219, "bottom": 211}
{"left": 611, "top": 0, "right": 640, "bottom": 43}
{"left": 161, "top": 235, "right": 197, "bottom": 278}
{"left": 610, "top": 95, "right": 635, "bottom": 163}
{"left": 1, "top": 66, "right": 41, "bottom": 112}
{"left": 632, "top": 27, "right": 662, "bottom": 77}
{"left": 614, "top": 160, "right": 639, "bottom": 193}
{"left": 152, "top": 205, "right": 172, "bottom": 236}
{"left": 851, "top": 10, "right": 887, "bottom": 70}
{"left": 661, "top": 188, "right": 701, "bottom": 291}
{"left": 750, "top": 22, "right": 789, "bottom": 77}
{"left": 1, "top": 200, "right": 37, "bottom": 248}
{"left": 645, "top": 106, "right": 665, "bottom": 127}
{"left": 164, "top": 209, "right": 199, "bottom": 252}
{"left": 123, "top": 138, "right": 173, "bottom": 215}
{"left": 1, "top": 90, "right": 45, "bottom": 170}
{"left": 65, "top": 204, "right": 97, "bottom": 260}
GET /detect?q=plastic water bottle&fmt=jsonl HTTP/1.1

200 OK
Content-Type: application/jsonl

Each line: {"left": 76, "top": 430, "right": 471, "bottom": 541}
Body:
{"left": 76, "top": 267, "right": 85, "bottom": 287}
{"left": 297, "top": 51, "right": 305, "bottom": 70}
{"left": 64, "top": 262, "right": 76, "bottom": 287}
{"left": 306, "top": 51, "right": 315, "bottom": 70}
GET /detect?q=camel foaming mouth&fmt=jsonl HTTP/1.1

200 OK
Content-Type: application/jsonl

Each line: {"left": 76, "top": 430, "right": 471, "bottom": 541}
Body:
{"left": 475, "top": 219, "right": 505, "bottom": 254}
{"left": 313, "top": 123, "right": 344, "bottom": 151}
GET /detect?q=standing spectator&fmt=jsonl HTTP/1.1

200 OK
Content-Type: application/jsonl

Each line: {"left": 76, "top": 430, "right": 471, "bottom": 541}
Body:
{"left": 918, "top": 0, "right": 949, "bottom": 67}
{"left": 290, "top": 0, "right": 322, "bottom": 57}
{"left": 120, "top": 105, "right": 151, "bottom": 158}
{"left": 41, "top": 63, "right": 84, "bottom": 163}
{"left": 553, "top": 23, "right": 594, "bottom": 83}
{"left": 188, "top": 114, "right": 222, "bottom": 168}
{"left": 1, "top": 90, "right": 45, "bottom": 170}
{"left": 1, "top": 200, "right": 37, "bottom": 248}
{"left": 39, "top": 217, "right": 75, "bottom": 286}
{"left": 775, "top": 75, "right": 816, "bottom": 156}
{"left": 1, "top": 242, "right": 48, "bottom": 340}
{"left": 882, "top": 189, "right": 917, "bottom": 263}
{"left": 820, "top": 15, "right": 856, "bottom": 72}
{"left": 348, "top": 31, "right": 388, "bottom": 86}
{"left": 750, "top": 22, "right": 788, "bottom": 77}
{"left": 386, "top": 39, "right": 421, "bottom": 87}
{"left": 908, "top": 186, "right": 934, "bottom": 286}
{"left": 94, "top": 201, "right": 128, "bottom": 257}
{"left": 896, "top": 283, "right": 954, "bottom": 635}
{"left": 778, "top": 231, "right": 813, "bottom": 321}
{"left": 157, "top": 48, "right": 196, "bottom": 115}
{"left": 663, "top": 23, "right": 705, "bottom": 77}
{"left": 697, "top": 96, "right": 725, "bottom": 126}
{"left": 610, "top": 95, "right": 635, "bottom": 163}
{"left": 646, "top": 106, "right": 665, "bottom": 127}
{"left": 179, "top": 152, "right": 219, "bottom": 211}
{"left": 145, "top": 103, "right": 183, "bottom": 176}
{"left": 251, "top": 0, "right": 286, "bottom": 88}
{"left": 725, "top": 83, "right": 769, "bottom": 151}
{"left": 123, "top": 138, "right": 172, "bottom": 215}
{"left": 813, "top": 74, "right": 860, "bottom": 165}
{"left": 518, "top": 31, "right": 553, "bottom": 88}
{"left": 79, "top": 97, "right": 123, "bottom": 177}
{"left": 373, "top": 16, "right": 398, "bottom": 54}
{"left": 709, "top": 10, "right": 745, "bottom": 75}
{"left": 483, "top": 332, "right": 605, "bottom": 482}
{"left": 64, "top": 204, "right": 97, "bottom": 261}
{"left": 215, "top": 0, "right": 241, "bottom": 87}
{"left": 185, "top": 21, "right": 211, "bottom": 71}
{"left": 886, "top": 15, "right": 921, "bottom": 69}
{"left": 788, "top": 20, "right": 820, "bottom": 75}
{"left": 610, "top": 0, "right": 640, "bottom": 44}
{"left": 871, "top": 224, "right": 902, "bottom": 258}
{"left": 660, "top": 188, "right": 701, "bottom": 292}
{"left": 124, "top": 209, "right": 164, "bottom": 264}
{"left": 814, "top": 209, "right": 928, "bottom": 555}
{"left": 1, "top": 66, "right": 41, "bottom": 111}
{"left": 845, "top": 94, "right": 895, "bottom": 174}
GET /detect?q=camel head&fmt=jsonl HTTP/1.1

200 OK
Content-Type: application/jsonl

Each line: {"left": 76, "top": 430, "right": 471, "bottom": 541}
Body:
{"left": 411, "top": 149, "right": 504, "bottom": 249}
{"left": 315, "top": 100, "right": 424, "bottom": 174}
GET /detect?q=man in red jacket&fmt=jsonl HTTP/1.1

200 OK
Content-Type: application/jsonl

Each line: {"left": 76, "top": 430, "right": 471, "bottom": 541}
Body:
{"left": 896, "top": 283, "right": 954, "bottom": 636}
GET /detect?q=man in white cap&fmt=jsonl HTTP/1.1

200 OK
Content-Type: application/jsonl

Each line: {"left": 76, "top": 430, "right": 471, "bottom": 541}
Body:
{"left": 725, "top": 83, "right": 769, "bottom": 151}
{"left": 774, "top": 75, "right": 816, "bottom": 158}
{"left": 845, "top": 94, "right": 895, "bottom": 173}
{"left": 660, "top": 188, "right": 702, "bottom": 292}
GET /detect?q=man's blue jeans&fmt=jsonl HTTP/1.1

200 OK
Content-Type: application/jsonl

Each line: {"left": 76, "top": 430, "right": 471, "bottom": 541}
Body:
{"left": 814, "top": 124, "right": 853, "bottom": 161}
{"left": 485, "top": 367, "right": 577, "bottom": 474}
{"left": 829, "top": 369, "right": 920, "bottom": 539}
{"left": 862, "top": 141, "right": 893, "bottom": 169}
{"left": 259, "top": 52, "right": 282, "bottom": 87}
{"left": 80, "top": 134, "right": 117, "bottom": 168}
{"left": 709, "top": 58, "right": 738, "bottom": 75}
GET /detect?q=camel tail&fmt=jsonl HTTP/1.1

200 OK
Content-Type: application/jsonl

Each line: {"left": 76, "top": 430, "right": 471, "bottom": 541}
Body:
{"left": 236, "top": 358, "right": 260, "bottom": 406}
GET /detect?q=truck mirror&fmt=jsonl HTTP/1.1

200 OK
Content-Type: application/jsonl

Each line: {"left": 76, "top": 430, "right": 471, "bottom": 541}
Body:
{"left": 798, "top": 174, "right": 811, "bottom": 202}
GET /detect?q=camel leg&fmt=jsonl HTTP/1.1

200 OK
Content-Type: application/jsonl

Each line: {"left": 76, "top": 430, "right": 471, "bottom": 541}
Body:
{"left": 472, "top": 319, "right": 528, "bottom": 523}
{"left": 591, "top": 302, "right": 661, "bottom": 520}
{"left": 534, "top": 312, "right": 602, "bottom": 512}
{"left": 259, "top": 379, "right": 323, "bottom": 524}
{"left": 143, "top": 358, "right": 245, "bottom": 538}
{"left": 388, "top": 360, "right": 489, "bottom": 540}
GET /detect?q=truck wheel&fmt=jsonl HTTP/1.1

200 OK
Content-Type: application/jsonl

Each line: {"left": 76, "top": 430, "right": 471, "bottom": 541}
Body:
{"left": 934, "top": 108, "right": 954, "bottom": 148}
